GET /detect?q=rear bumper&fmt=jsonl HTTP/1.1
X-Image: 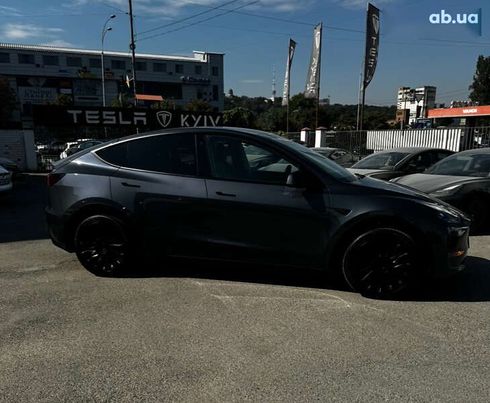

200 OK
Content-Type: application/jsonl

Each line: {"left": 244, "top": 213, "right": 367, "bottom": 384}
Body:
{"left": 46, "top": 208, "right": 73, "bottom": 252}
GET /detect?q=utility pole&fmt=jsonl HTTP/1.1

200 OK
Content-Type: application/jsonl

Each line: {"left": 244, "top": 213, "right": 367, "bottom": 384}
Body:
{"left": 128, "top": 0, "right": 137, "bottom": 105}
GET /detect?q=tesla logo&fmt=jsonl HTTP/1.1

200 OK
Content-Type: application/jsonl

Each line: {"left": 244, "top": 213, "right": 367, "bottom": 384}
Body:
{"left": 372, "top": 14, "right": 380, "bottom": 34}
{"left": 156, "top": 111, "right": 172, "bottom": 127}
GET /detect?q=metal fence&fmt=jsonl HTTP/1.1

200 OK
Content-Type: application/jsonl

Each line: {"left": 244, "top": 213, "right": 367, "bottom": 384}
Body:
{"left": 313, "top": 126, "right": 490, "bottom": 156}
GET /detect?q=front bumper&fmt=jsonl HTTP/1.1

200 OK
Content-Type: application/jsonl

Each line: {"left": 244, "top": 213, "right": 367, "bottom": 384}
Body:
{"left": 432, "top": 225, "right": 470, "bottom": 278}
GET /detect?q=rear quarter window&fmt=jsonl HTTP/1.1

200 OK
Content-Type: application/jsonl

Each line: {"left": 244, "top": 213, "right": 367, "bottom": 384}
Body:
{"left": 95, "top": 133, "right": 197, "bottom": 176}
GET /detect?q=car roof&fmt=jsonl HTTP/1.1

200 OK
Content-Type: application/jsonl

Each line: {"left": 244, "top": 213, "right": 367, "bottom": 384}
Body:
{"left": 376, "top": 147, "right": 449, "bottom": 154}
{"left": 98, "top": 127, "right": 287, "bottom": 147}
{"left": 457, "top": 147, "right": 490, "bottom": 155}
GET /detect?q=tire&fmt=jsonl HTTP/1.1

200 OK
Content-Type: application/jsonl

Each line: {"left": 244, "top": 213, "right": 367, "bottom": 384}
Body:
{"left": 74, "top": 214, "right": 131, "bottom": 277}
{"left": 341, "top": 227, "right": 418, "bottom": 298}
{"left": 466, "top": 197, "right": 488, "bottom": 233}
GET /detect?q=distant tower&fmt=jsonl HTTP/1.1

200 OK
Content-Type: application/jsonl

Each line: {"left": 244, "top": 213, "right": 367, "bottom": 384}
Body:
{"left": 271, "top": 65, "right": 276, "bottom": 102}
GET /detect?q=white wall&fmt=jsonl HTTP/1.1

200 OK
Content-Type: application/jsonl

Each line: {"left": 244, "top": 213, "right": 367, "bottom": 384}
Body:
{"left": 0, "top": 130, "right": 37, "bottom": 171}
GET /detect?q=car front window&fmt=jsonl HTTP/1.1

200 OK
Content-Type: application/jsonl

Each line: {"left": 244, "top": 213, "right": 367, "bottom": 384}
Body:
{"left": 280, "top": 141, "right": 357, "bottom": 182}
{"left": 426, "top": 153, "right": 490, "bottom": 177}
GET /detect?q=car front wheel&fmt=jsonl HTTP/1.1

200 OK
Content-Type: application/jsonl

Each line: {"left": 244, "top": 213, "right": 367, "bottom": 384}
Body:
{"left": 341, "top": 227, "right": 418, "bottom": 298}
{"left": 74, "top": 215, "right": 130, "bottom": 276}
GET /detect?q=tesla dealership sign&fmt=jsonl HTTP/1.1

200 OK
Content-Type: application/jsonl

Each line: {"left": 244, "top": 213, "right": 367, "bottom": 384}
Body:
{"left": 32, "top": 106, "right": 222, "bottom": 129}
{"left": 428, "top": 105, "right": 490, "bottom": 118}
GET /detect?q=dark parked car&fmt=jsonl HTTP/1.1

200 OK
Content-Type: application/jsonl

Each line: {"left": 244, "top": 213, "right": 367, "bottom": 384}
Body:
{"left": 46, "top": 128, "right": 470, "bottom": 298}
{"left": 349, "top": 147, "right": 454, "bottom": 180}
{"left": 312, "top": 147, "right": 358, "bottom": 167}
{"left": 393, "top": 148, "right": 490, "bottom": 231}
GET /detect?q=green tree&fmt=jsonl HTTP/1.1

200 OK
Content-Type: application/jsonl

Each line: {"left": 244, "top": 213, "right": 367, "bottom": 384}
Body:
{"left": 469, "top": 55, "right": 490, "bottom": 104}
{"left": 185, "top": 99, "right": 213, "bottom": 112}
{"left": 150, "top": 99, "right": 180, "bottom": 110}
{"left": 111, "top": 93, "right": 133, "bottom": 108}
{"left": 51, "top": 94, "right": 73, "bottom": 106}
{"left": 256, "top": 107, "right": 287, "bottom": 132}
{"left": 223, "top": 107, "right": 255, "bottom": 127}
{"left": 0, "top": 78, "right": 17, "bottom": 124}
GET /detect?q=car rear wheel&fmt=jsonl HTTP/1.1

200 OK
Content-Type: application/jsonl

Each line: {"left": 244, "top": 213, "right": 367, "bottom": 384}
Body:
{"left": 342, "top": 227, "right": 418, "bottom": 298}
{"left": 74, "top": 215, "right": 130, "bottom": 276}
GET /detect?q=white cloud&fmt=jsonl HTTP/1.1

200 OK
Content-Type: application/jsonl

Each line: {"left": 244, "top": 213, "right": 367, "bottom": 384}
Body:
{"left": 0, "top": 5, "right": 22, "bottom": 16}
{"left": 333, "top": 0, "right": 398, "bottom": 9}
{"left": 64, "top": 0, "right": 314, "bottom": 16}
{"left": 1, "top": 23, "right": 65, "bottom": 43}
{"left": 41, "top": 39, "right": 76, "bottom": 47}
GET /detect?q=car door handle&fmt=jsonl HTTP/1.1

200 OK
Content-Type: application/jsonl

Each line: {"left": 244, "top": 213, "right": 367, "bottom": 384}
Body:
{"left": 216, "top": 191, "right": 236, "bottom": 197}
{"left": 121, "top": 182, "right": 141, "bottom": 188}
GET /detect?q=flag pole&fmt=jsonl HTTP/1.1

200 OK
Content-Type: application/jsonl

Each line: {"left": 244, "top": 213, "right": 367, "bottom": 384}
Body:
{"left": 356, "top": 66, "right": 363, "bottom": 131}
{"left": 287, "top": 102, "right": 290, "bottom": 134}
{"left": 316, "top": 23, "right": 322, "bottom": 129}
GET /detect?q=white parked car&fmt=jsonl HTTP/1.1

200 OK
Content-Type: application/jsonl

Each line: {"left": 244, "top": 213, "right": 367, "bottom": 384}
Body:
{"left": 0, "top": 165, "right": 13, "bottom": 195}
{"left": 60, "top": 139, "right": 103, "bottom": 159}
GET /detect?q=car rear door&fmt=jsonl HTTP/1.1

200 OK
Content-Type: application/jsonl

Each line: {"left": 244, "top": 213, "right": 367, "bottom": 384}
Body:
{"left": 96, "top": 132, "right": 209, "bottom": 258}
{"left": 199, "top": 132, "right": 333, "bottom": 268}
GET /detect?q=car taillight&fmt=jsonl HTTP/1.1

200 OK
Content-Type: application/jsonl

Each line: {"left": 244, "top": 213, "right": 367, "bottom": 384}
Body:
{"left": 47, "top": 172, "right": 65, "bottom": 187}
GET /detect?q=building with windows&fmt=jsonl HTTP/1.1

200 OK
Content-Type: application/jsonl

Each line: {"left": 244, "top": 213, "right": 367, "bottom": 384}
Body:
{"left": 0, "top": 43, "right": 224, "bottom": 129}
{"left": 396, "top": 86, "right": 436, "bottom": 126}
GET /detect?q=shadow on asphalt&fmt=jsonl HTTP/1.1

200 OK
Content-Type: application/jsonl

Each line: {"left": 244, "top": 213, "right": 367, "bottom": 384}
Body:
{"left": 116, "top": 254, "right": 490, "bottom": 303}
{"left": 0, "top": 174, "right": 49, "bottom": 243}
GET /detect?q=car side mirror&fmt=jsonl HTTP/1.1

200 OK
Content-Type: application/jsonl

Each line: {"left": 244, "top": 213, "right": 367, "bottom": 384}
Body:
{"left": 287, "top": 171, "right": 320, "bottom": 189}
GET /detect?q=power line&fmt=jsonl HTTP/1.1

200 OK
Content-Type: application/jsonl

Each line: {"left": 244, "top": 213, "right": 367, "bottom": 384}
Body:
{"left": 0, "top": 12, "right": 125, "bottom": 18}
{"left": 138, "top": 0, "right": 240, "bottom": 36}
{"left": 100, "top": 1, "right": 127, "bottom": 14}
{"left": 162, "top": 1, "right": 364, "bottom": 33}
{"left": 137, "top": 0, "right": 259, "bottom": 42}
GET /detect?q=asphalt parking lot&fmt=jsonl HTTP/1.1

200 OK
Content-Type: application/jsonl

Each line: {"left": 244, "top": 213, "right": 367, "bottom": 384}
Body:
{"left": 1, "top": 175, "right": 490, "bottom": 401}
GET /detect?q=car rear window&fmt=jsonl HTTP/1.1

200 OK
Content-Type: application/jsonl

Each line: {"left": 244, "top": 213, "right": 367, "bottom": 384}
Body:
{"left": 352, "top": 152, "right": 410, "bottom": 169}
{"left": 96, "top": 133, "right": 197, "bottom": 176}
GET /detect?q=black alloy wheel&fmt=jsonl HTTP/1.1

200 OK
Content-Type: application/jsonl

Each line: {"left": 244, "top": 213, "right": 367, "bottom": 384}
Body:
{"left": 342, "top": 228, "right": 417, "bottom": 298}
{"left": 74, "top": 215, "right": 130, "bottom": 276}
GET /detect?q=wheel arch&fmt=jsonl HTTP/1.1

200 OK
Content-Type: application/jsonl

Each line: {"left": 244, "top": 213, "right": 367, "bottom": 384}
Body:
{"left": 63, "top": 199, "right": 133, "bottom": 251}
{"left": 325, "top": 212, "right": 430, "bottom": 272}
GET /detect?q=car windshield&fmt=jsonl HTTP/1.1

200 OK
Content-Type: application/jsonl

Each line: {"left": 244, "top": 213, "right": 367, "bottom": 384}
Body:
{"left": 426, "top": 153, "right": 490, "bottom": 177}
{"left": 313, "top": 149, "right": 333, "bottom": 158}
{"left": 279, "top": 140, "right": 357, "bottom": 182}
{"left": 352, "top": 152, "right": 410, "bottom": 169}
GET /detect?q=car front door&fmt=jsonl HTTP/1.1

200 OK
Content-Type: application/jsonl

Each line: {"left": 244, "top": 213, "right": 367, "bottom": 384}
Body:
{"left": 200, "top": 133, "right": 333, "bottom": 268}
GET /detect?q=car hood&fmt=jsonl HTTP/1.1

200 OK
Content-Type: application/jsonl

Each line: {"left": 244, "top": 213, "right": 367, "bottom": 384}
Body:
{"left": 348, "top": 168, "right": 392, "bottom": 176}
{"left": 354, "top": 175, "right": 434, "bottom": 201}
{"left": 394, "top": 173, "right": 484, "bottom": 193}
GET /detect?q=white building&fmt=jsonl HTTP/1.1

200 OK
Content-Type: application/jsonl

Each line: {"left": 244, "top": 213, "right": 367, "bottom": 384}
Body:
{"left": 397, "top": 86, "right": 436, "bottom": 125}
{"left": 0, "top": 43, "right": 224, "bottom": 128}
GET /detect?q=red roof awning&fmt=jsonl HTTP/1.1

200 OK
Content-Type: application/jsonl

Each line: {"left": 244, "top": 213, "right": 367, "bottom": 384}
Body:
{"left": 135, "top": 94, "right": 164, "bottom": 101}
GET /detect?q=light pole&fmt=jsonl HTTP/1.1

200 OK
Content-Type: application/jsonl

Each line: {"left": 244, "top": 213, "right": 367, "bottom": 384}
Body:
{"left": 101, "top": 14, "right": 116, "bottom": 107}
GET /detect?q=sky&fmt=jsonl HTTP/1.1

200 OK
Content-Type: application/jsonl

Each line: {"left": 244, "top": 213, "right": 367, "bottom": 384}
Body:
{"left": 0, "top": 0, "right": 489, "bottom": 105}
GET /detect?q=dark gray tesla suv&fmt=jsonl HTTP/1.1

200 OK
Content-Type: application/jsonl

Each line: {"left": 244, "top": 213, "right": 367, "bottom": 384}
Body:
{"left": 46, "top": 127, "right": 470, "bottom": 297}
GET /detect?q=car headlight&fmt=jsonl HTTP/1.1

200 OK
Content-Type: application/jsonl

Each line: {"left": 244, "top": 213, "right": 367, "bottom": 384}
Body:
{"left": 429, "top": 184, "right": 462, "bottom": 198}
{"left": 423, "top": 201, "right": 463, "bottom": 222}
